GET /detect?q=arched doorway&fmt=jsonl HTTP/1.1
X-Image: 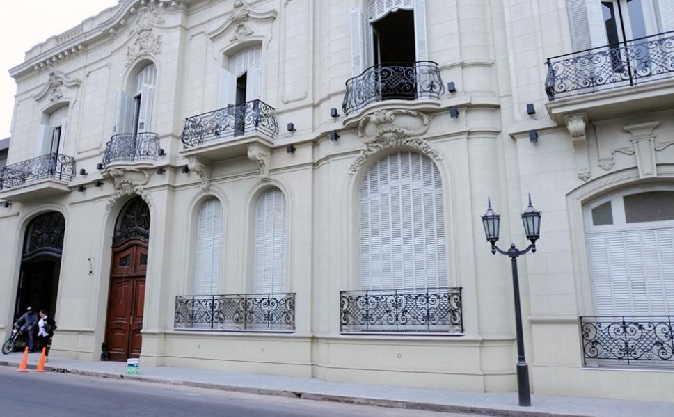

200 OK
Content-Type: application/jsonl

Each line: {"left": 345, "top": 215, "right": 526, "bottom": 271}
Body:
{"left": 14, "top": 212, "right": 65, "bottom": 318}
{"left": 104, "top": 196, "right": 150, "bottom": 361}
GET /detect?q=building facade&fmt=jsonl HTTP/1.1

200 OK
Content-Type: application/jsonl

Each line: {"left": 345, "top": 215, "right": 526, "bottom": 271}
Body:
{"left": 1, "top": 0, "right": 673, "bottom": 402}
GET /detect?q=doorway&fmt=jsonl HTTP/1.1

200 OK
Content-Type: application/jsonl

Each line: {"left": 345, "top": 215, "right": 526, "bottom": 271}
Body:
{"left": 104, "top": 196, "right": 150, "bottom": 362}
{"left": 371, "top": 9, "right": 416, "bottom": 101}
{"left": 14, "top": 212, "right": 65, "bottom": 320}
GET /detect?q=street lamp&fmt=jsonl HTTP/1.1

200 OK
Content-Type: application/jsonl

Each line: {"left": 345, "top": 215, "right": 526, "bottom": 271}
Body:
{"left": 481, "top": 195, "right": 541, "bottom": 407}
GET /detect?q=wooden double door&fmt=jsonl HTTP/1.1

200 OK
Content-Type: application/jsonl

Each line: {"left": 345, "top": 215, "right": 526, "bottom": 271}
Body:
{"left": 104, "top": 241, "right": 147, "bottom": 361}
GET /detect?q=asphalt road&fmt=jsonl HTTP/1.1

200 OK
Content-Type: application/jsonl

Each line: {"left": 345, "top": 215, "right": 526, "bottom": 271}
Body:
{"left": 0, "top": 366, "right": 487, "bottom": 417}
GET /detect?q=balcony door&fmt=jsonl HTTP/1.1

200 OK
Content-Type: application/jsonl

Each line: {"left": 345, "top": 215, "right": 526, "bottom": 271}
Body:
{"left": 601, "top": 0, "right": 654, "bottom": 73}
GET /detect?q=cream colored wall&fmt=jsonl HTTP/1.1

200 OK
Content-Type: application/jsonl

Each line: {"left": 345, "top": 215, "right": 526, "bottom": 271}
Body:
{"left": 1, "top": 0, "right": 673, "bottom": 403}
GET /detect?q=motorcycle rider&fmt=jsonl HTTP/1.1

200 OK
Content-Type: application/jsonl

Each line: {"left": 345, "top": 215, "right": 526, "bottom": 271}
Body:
{"left": 15, "top": 307, "right": 37, "bottom": 352}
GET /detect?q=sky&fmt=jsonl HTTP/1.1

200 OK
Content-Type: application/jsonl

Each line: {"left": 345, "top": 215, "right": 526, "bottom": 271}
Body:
{"left": 0, "top": 1, "right": 120, "bottom": 139}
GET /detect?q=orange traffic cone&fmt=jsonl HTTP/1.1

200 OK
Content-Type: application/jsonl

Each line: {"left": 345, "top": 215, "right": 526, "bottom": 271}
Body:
{"left": 35, "top": 347, "right": 47, "bottom": 372}
{"left": 16, "top": 347, "right": 29, "bottom": 372}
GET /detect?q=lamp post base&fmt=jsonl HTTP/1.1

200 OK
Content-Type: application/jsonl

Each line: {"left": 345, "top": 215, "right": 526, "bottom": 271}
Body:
{"left": 516, "top": 362, "right": 531, "bottom": 406}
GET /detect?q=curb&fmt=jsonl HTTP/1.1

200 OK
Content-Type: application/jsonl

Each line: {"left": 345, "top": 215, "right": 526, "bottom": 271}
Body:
{"left": 0, "top": 361, "right": 593, "bottom": 417}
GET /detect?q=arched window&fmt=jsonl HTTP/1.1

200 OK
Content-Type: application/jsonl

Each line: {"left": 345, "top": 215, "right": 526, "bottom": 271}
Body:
{"left": 115, "top": 63, "right": 157, "bottom": 135}
{"left": 585, "top": 189, "right": 674, "bottom": 315}
{"left": 359, "top": 151, "right": 446, "bottom": 291}
{"left": 194, "top": 198, "right": 223, "bottom": 295}
{"left": 253, "top": 188, "right": 287, "bottom": 294}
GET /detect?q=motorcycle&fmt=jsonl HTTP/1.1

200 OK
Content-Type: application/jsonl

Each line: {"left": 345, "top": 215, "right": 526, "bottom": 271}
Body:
{"left": 2, "top": 324, "right": 29, "bottom": 355}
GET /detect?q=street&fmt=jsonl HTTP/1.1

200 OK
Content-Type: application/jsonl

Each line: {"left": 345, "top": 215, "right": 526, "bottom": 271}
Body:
{"left": 0, "top": 366, "right": 487, "bottom": 417}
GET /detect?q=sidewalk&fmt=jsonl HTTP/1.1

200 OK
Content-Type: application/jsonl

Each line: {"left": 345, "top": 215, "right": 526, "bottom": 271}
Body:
{"left": 1, "top": 352, "right": 672, "bottom": 417}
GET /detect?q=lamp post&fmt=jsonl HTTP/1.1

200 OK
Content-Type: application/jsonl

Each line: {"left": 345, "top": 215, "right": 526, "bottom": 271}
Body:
{"left": 481, "top": 195, "right": 541, "bottom": 407}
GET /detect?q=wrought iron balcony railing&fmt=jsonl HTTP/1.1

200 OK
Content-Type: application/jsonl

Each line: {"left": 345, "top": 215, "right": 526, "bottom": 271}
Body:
{"left": 174, "top": 293, "right": 295, "bottom": 332}
{"left": 580, "top": 316, "right": 674, "bottom": 369}
{"left": 340, "top": 287, "right": 463, "bottom": 334}
{"left": 0, "top": 153, "right": 75, "bottom": 190}
{"left": 101, "top": 132, "right": 160, "bottom": 168}
{"left": 181, "top": 99, "right": 278, "bottom": 148}
{"left": 546, "top": 31, "right": 674, "bottom": 100}
{"left": 342, "top": 61, "right": 445, "bottom": 115}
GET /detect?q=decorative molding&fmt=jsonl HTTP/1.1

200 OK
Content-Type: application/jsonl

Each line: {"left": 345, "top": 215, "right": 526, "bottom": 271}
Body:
{"left": 102, "top": 168, "right": 152, "bottom": 212}
{"left": 625, "top": 121, "right": 660, "bottom": 178}
{"left": 357, "top": 109, "right": 430, "bottom": 144}
{"left": 349, "top": 136, "right": 441, "bottom": 175}
{"left": 564, "top": 113, "right": 591, "bottom": 182}
{"left": 187, "top": 156, "right": 211, "bottom": 191}
{"left": 127, "top": 4, "right": 165, "bottom": 62}
{"left": 208, "top": 1, "right": 277, "bottom": 41}
{"left": 247, "top": 143, "right": 272, "bottom": 179}
{"left": 33, "top": 69, "right": 81, "bottom": 102}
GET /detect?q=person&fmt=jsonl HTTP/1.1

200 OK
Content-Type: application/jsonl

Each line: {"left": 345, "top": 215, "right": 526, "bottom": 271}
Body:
{"left": 15, "top": 306, "right": 37, "bottom": 352}
{"left": 36, "top": 310, "right": 56, "bottom": 359}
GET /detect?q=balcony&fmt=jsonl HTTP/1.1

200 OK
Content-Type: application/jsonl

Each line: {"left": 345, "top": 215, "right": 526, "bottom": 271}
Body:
{"left": 545, "top": 32, "right": 674, "bottom": 122}
{"left": 339, "top": 287, "right": 463, "bottom": 334}
{"left": 181, "top": 99, "right": 278, "bottom": 161}
{"left": 101, "top": 132, "right": 161, "bottom": 169}
{"left": 174, "top": 293, "right": 295, "bottom": 332}
{"left": 0, "top": 153, "right": 75, "bottom": 202}
{"left": 342, "top": 61, "right": 445, "bottom": 116}
{"left": 579, "top": 316, "right": 674, "bottom": 370}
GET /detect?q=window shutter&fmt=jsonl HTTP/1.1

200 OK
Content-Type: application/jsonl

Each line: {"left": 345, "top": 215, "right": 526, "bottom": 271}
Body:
{"left": 350, "top": 8, "right": 371, "bottom": 76}
{"left": 194, "top": 198, "right": 223, "bottom": 295}
{"left": 413, "top": 0, "right": 428, "bottom": 61}
{"left": 245, "top": 67, "right": 261, "bottom": 102}
{"left": 35, "top": 123, "right": 50, "bottom": 156}
{"left": 567, "top": 0, "right": 607, "bottom": 51}
{"left": 219, "top": 68, "right": 236, "bottom": 108}
{"left": 588, "top": 227, "right": 674, "bottom": 316}
{"left": 658, "top": 0, "right": 674, "bottom": 32}
{"left": 137, "top": 84, "right": 155, "bottom": 133}
{"left": 254, "top": 189, "right": 287, "bottom": 294}
{"left": 360, "top": 152, "right": 446, "bottom": 291}
{"left": 59, "top": 117, "right": 67, "bottom": 154}
{"left": 114, "top": 90, "right": 134, "bottom": 134}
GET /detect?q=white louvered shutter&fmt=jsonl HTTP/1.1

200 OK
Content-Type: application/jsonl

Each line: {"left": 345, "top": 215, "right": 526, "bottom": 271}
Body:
{"left": 567, "top": 0, "right": 608, "bottom": 51}
{"left": 360, "top": 152, "right": 446, "bottom": 291}
{"left": 254, "top": 189, "right": 287, "bottom": 294}
{"left": 219, "top": 68, "right": 236, "bottom": 108}
{"left": 137, "top": 84, "right": 155, "bottom": 133}
{"left": 194, "top": 198, "right": 223, "bottom": 295}
{"left": 245, "top": 67, "right": 261, "bottom": 102}
{"left": 413, "top": 0, "right": 428, "bottom": 61}
{"left": 350, "top": 8, "right": 372, "bottom": 76}
{"left": 114, "top": 90, "right": 134, "bottom": 134}
{"left": 658, "top": 0, "right": 674, "bottom": 32}
{"left": 35, "top": 124, "right": 50, "bottom": 156}
{"left": 588, "top": 227, "right": 674, "bottom": 316}
{"left": 58, "top": 117, "right": 67, "bottom": 154}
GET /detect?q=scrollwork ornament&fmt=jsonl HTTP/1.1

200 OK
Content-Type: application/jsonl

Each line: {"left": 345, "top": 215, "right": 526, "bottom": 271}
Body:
{"left": 577, "top": 168, "right": 591, "bottom": 182}
{"left": 105, "top": 182, "right": 150, "bottom": 213}
{"left": 599, "top": 158, "right": 615, "bottom": 171}
{"left": 358, "top": 109, "right": 430, "bottom": 144}
{"left": 187, "top": 156, "right": 211, "bottom": 191}
{"left": 247, "top": 143, "right": 271, "bottom": 178}
{"left": 349, "top": 136, "right": 441, "bottom": 175}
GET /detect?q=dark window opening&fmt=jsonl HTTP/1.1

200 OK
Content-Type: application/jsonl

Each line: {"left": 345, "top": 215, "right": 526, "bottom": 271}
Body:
{"left": 371, "top": 10, "right": 416, "bottom": 101}
{"left": 234, "top": 72, "right": 247, "bottom": 135}
{"left": 133, "top": 94, "right": 142, "bottom": 135}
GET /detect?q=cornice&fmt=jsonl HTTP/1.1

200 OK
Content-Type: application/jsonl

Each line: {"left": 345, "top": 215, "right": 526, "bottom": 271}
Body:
{"left": 9, "top": 0, "right": 192, "bottom": 79}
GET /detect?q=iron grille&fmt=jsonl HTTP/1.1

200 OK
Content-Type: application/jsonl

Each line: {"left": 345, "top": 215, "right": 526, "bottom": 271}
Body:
{"left": 579, "top": 316, "right": 674, "bottom": 369}
{"left": 0, "top": 153, "right": 75, "bottom": 190}
{"left": 340, "top": 287, "right": 463, "bottom": 334}
{"left": 342, "top": 61, "right": 445, "bottom": 115}
{"left": 174, "top": 293, "right": 295, "bottom": 332}
{"left": 101, "top": 132, "right": 160, "bottom": 167}
{"left": 545, "top": 31, "right": 674, "bottom": 100}
{"left": 181, "top": 99, "right": 278, "bottom": 148}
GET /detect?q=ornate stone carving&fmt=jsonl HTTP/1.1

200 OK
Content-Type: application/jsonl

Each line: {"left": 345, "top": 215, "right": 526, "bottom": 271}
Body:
{"left": 187, "top": 156, "right": 211, "bottom": 191}
{"left": 564, "top": 113, "right": 591, "bottom": 182}
{"left": 349, "top": 136, "right": 441, "bottom": 175}
{"left": 33, "top": 69, "right": 80, "bottom": 102}
{"left": 127, "top": 5, "right": 165, "bottom": 62}
{"left": 625, "top": 121, "right": 659, "bottom": 178}
{"left": 230, "top": 0, "right": 254, "bottom": 41}
{"left": 247, "top": 143, "right": 272, "bottom": 179}
{"left": 358, "top": 109, "right": 430, "bottom": 144}
{"left": 103, "top": 167, "right": 153, "bottom": 212}
{"left": 105, "top": 181, "right": 151, "bottom": 213}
